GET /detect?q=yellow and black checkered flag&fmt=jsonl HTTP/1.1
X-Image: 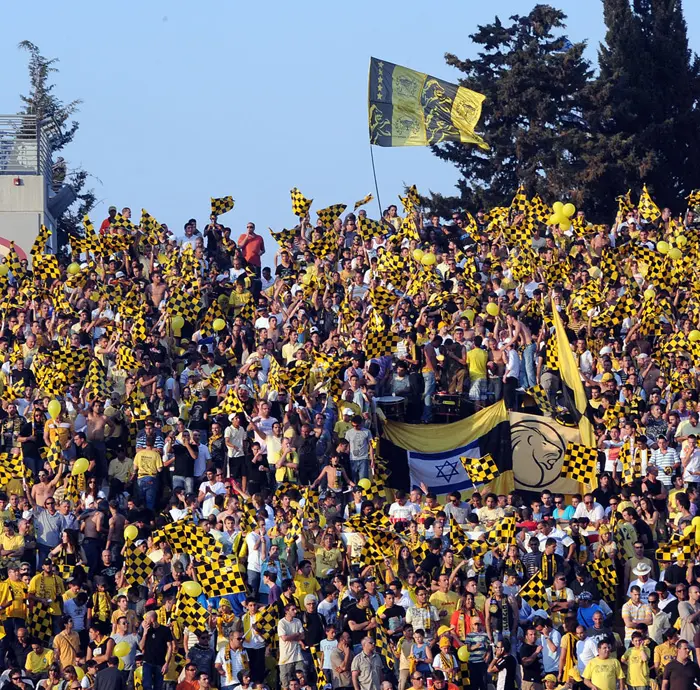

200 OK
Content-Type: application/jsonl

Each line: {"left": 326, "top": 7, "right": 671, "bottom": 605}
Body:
{"left": 616, "top": 189, "right": 634, "bottom": 219}
{"left": 656, "top": 525, "right": 697, "bottom": 563}
{"left": 488, "top": 516, "right": 516, "bottom": 546}
{"left": 687, "top": 190, "right": 700, "bottom": 209}
{"left": 369, "top": 285, "right": 395, "bottom": 313}
{"left": 85, "top": 358, "right": 110, "bottom": 401}
{"left": 271, "top": 227, "right": 298, "bottom": 246}
{"left": 173, "top": 591, "right": 209, "bottom": 633}
{"left": 354, "top": 193, "right": 374, "bottom": 211}
{"left": 195, "top": 557, "right": 247, "bottom": 596}
{"left": 290, "top": 187, "right": 312, "bottom": 217}
{"left": 357, "top": 215, "right": 387, "bottom": 241}
{"left": 28, "top": 601, "right": 53, "bottom": 645}
{"left": 116, "top": 345, "right": 140, "bottom": 373}
{"left": 112, "top": 213, "right": 136, "bottom": 232}
{"left": 519, "top": 571, "right": 549, "bottom": 610}
{"left": 363, "top": 328, "right": 399, "bottom": 359}
{"left": 211, "top": 196, "right": 235, "bottom": 216}
{"left": 374, "top": 624, "right": 395, "bottom": 672}
{"left": 561, "top": 442, "right": 599, "bottom": 486}
{"left": 31, "top": 224, "right": 52, "bottom": 259}
{"left": 460, "top": 453, "right": 498, "bottom": 484}
{"left": 123, "top": 543, "right": 154, "bottom": 586}
{"left": 33, "top": 254, "right": 61, "bottom": 282}
{"left": 527, "top": 383, "right": 554, "bottom": 414}
{"left": 638, "top": 185, "right": 661, "bottom": 223}
{"left": 587, "top": 553, "right": 617, "bottom": 605}
{"left": 510, "top": 185, "right": 529, "bottom": 215}
{"left": 316, "top": 204, "right": 347, "bottom": 228}
{"left": 530, "top": 194, "right": 550, "bottom": 224}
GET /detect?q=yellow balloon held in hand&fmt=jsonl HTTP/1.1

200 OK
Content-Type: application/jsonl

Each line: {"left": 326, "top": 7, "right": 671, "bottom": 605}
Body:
{"left": 552, "top": 201, "right": 564, "bottom": 214}
{"left": 421, "top": 252, "right": 436, "bottom": 266}
{"left": 562, "top": 203, "right": 576, "bottom": 218}
{"left": 668, "top": 247, "right": 682, "bottom": 261}
{"left": 0, "top": 264, "right": 9, "bottom": 277}
{"left": 412, "top": 248, "right": 424, "bottom": 262}
{"left": 457, "top": 646, "right": 470, "bottom": 662}
{"left": 113, "top": 641, "right": 131, "bottom": 658}
{"left": 212, "top": 318, "right": 226, "bottom": 332}
{"left": 72, "top": 458, "right": 89, "bottom": 476}
{"left": 464, "top": 308, "right": 475, "bottom": 322}
{"left": 67, "top": 262, "right": 81, "bottom": 275}
{"left": 690, "top": 330, "right": 700, "bottom": 343}
{"left": 182, "top": 581, "right": 203, "bottom": 598}
{"left": 486, "top": 303, "right": 500, "bottom": 317}
{"left": 677, "top": 235, "right": 688, "bottom": 247}
{"left": 357, "top": 478, "right": 372, "bottom": 491}
{"left": 124, "top": 525, "right": 138, "bottom": 542}
{"left": 657, "top": 241, "right": 670, "bottom": 254}
{"left": 643, "top": 288, "right": 655, "bottom": 300}
{"left": 48, "top": 399, "right": 62, "bottom": 419}
{"left": 172, "top": 315, "right": 185, "bottom": 330}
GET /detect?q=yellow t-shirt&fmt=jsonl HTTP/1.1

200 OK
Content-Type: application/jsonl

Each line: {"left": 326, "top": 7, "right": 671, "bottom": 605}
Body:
{"left": 294, "top": 574, "right": 321, "bottom": 599}
{"left": 429, "top": 590, "right": 461, "bottom": 626}
{"left": 53, "top": 630, "right": 80, "bottom": 669}
{"left": 1, "top": 533, "right": 24, "bottom": 554}
{"left": 0, "top": 579, "right": 27, "bottom": 619}
{"left": 28, "top": 573, "right": 65, "bottom": 616}
{"left": 621, "top": 646, "right": 650, "bottom": 687}
{"left": 466, "top": 348, "right": 488, "bottom": 381}
{"left": 25, "top": 648, "right": 54, "bottom": 674}
{"left": 133, "top": 449, "right": 163, "bottom": 478}
{"left": 582, "top": 657, "right": 624, "bottom": 690}
{"left": 315, "top": 547, "right": 342, "bottom": 579}
{"left": 108, "top": 458, "right": 134, "bottom": 483}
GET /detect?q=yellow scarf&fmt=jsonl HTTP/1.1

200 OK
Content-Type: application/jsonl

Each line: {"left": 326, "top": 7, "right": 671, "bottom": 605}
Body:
{"left": 92, "top": 591, "right": 111, "bottom": 622}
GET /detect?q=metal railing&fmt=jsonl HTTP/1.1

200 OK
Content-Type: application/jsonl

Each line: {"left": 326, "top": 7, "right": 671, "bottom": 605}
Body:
{"left": 0, "top": 115, "right": 53, "bottom": 177}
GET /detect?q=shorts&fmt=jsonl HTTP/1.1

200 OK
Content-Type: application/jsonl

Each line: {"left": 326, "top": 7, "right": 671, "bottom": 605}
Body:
{"left": 229, "top": 455, "right": 245, "bottom": 480}
{"left": 279, "top": 660, "right": 305, "bottom": 688}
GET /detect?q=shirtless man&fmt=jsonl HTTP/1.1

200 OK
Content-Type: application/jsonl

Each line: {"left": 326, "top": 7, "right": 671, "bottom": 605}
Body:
{"left": 31, "top": 466, "right": 63, "bottom": 507}
{"left": 310, "top": 453, "right": 355, "bottom": 495}
{"left": 505, "top": 310, "right": 535, "bottom": 388}
{"left": 145, "top": 271, "right": 168, "bottom": 309}
{"left": 87, "top": 401, "right": 114, "bottom": 479}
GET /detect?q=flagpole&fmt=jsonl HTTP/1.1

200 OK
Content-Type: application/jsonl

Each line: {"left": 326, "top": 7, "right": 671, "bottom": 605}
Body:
{"left": 369, "top": 144, "right": 383, "bottom": 218}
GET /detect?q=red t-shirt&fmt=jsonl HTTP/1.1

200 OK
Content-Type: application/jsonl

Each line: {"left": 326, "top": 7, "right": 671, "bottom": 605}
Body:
{"left": 238, "top": 233, "right": 265, "bottom": 266}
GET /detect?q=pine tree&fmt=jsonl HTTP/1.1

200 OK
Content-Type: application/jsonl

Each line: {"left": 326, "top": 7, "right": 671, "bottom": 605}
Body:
{"left": 17, "top": 41, "right": 95, "bottom": 245}
{"left": 583, "top": 0, "right": 700, "bottom": 217}
{"left": 428, "top": 5, "right": 592, "bottom": 216}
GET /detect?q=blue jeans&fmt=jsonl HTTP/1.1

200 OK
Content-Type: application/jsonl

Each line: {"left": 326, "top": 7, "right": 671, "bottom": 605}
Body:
{"left": 142, "top": 663, "right": 164, "bottom": 690}
{"left": 350, "top": 458, "right": 369, "bottom": 483}
{"left": 138, "top": 476, "right": 158, "bottom": 511}
{"left": 422, "top": 371, "right": 436, "bottom": 422}
{"left": 520, "top": 343, "right": 537, "bottom": 389}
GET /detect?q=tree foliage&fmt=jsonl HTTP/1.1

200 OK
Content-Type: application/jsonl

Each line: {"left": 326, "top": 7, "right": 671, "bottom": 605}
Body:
{"left": 431, "top": 1, "right": 700, "bottom": 220}
{"left": 17, "top": 41, "right": 95, "bottom": 240}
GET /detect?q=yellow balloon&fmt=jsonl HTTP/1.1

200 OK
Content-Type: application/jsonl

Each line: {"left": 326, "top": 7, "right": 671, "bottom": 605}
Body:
{"left": 72, "top": 457, "right": 89, "bottom": 476}
{"left": 118, "top": 659, "right": 125, "bottom": 671}
{"left": 124, "top": 525, "right": 139, "bottom": 542}
{"left": 301, "top": 272, "right": 312, "bottom": 286}
{"left": 559, "top": 219, "right": 571, "bottom": 231}
{"left": 75, "top": 668, "right": 85, "bottom": 682}
{"left": 552, "top": 201, "right": 564, "bottom": 214}
{"left": 464, "top": 308, "right": 475, "bottom": 322}
{"left": 690, "top": 330, "right": 700, "bottom": 343}
{"left": 89, "top": 291, "right": 100, "bottom": 302}
{"left": 213, "top": 318, "right": 226, "bottom": 332}
{"left": 0, "top": 264, "right": 9, "bottom": 277}
{"left": 457, "top": 646, "right": 470, "bottom": 662}
{"left": 547, "top": 214, "right": 559, "bottom": 226}
{"left": 486, "top": 303, "right": 500, "bottom": 317}
{"left": 412, "top": 249, "right": 424, "bottom": 262}
{"left": 48, "top": 399, "right": 62, "bottom": 419}
{"left": 172, "top": 315, "right": 185, "bottom": 330}
{"left": 113, "top": 641, "right": 131, "bottom": 658}
{"left": 182, "top": 581, "right": 203, "bottom": 598}
{"left": 668, "top": 247, "right": 682, "bottom": 261}
{"left": 657, "top": 241, "right": 670, "bottom": 254}
{"left": 677, "top": 235, "right": 688, "bottom": 247}
{"left": 358, "top": 478, "right": 372, "bottom": 490}
{"left": 134, "top": 668, "right": 142, "bottom": 682}
{"left": 421, "top": 252, "right": 436, "bottom": 266}
{"left": 67, "top": 262, "right": 81, "bottom": 275}
{"left": 643, "top": 288, "right": 655, "bottom": 300}
{"left": 562, "top": 203, "right": 576, "bottom": 218}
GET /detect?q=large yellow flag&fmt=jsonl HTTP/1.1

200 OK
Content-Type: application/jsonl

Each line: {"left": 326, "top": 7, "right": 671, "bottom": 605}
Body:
{"left": 368, "top": 57, "right": 488, "bottom": 149}
{"left": 551, "top": 303, "right": 596, "bottom": 448}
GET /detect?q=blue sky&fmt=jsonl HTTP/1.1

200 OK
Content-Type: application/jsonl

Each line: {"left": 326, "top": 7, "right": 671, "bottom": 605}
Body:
{"left": 3, "top": 1, "right": 700, "bottom": 252}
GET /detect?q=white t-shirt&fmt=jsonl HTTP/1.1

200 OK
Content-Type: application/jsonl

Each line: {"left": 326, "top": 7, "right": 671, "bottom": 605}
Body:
{"left": 246, "top": 531, "right": 271, "bottom": 573}
{"left": 320, "top": 638, "right": 338, "bottom": 669}
{"left": 573, "top": 501, "right": 605, "bottom": 523}
{"left": 277, "top": 616, "right": 304, "bottom": 665}
{"left": 199, "top": 480, "right": 226, "bottom": 517}
{"left": 194, "top": 444, "right": 211, "bottom": 477}
{"left": 225, "top": 425, "right": 246, "bottom": 458}
{"left": 537, "top": 528, "right": 574, "bottom": 558}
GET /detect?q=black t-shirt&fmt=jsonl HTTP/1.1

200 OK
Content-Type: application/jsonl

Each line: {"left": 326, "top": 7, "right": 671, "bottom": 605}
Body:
{"left": 143, "top": 624, "right": 173, "bottom": 665}
{"left": 20, "top": 421, "right": 41, "bottom": 459}
{"left": 188, "top": 401, "right": 210, "bottom": 431}
{"left": 344, "top": 604, "right": 373, "bottom": 646}
{"left": 519, "top": 643, "right": 543, "bottom": 682}
{"left": 663, "top": 659, "right": 700, "bottom": 690}
{"left": 494, "top": 654, "right": 517, "bottom": 690}
{"left": 173, "top": 443, "right": 194, "bottom": 477}
{"left": 379, "top": 604, "right": 405, "bottom": 636}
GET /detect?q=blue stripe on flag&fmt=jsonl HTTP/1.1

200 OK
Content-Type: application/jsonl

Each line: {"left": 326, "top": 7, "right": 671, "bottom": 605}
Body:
{"left": 408, "top": 439, "right": 479, "bottom": 461}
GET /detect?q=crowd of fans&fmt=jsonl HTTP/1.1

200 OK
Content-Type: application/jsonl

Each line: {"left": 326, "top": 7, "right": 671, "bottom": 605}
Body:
{"left": 0, "top": 188, "right": 698, "bottom": 690}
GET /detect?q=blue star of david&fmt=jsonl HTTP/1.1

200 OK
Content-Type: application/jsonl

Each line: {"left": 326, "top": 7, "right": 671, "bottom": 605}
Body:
{"left": 435, "top": 459, "right": 460, "bottom": 483}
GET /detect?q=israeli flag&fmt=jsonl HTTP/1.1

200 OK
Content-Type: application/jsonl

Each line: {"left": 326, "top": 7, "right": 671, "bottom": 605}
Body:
{"left": 407, "top": 439, "right": 480, "bottom": 495}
